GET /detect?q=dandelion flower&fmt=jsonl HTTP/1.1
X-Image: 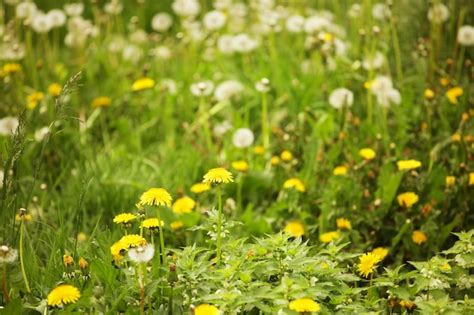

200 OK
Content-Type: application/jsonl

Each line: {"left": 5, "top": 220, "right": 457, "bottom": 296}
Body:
{"left": 63, "top": 254, "right": 74, "bottom": 267}
{"left": 110, "top": 241, "right": 127, "bottom": 261}
{"left": 397, "top": 192, "right": 419, "bottom": 208}
{"left": 77, "top": 232, "right": 87, "bottom": 242}
{"left": 284, "top": 221, "right": 305, "bottom": 237}
{"left": 445, "top": 176, "right": 456, "bottom": 187}
{"left": 288, "top": 298, "right": 320, "bottom": 313}
{"left": 446, "top": 87, "right": 463, "bottom": 104}
{"left": 451, "top": 133, "right": 461, "bottom": 142}
{"left": 92, "top": 96, "right": 112, "bottom": 108}
{"left": 0, "top": 117, "right": 19, "bottom": 136}
{"left": 194, "top": 304, "right": 220, "bottom": 315}
{"left": 132, "top": 77, "right": 155, "bottom": 92}
{"left": 359, "top": 148, "right": 376, "bottom": 160}
{"left": 79, "top": 257, "right": 88, "bottom": 270}
{"left": 371, "top": 247, "right": 389, "bottom": 261}
{"left": 333, "top": 166, "right": 348, "bottom": 176}
{"left": 329, "top": 88, "right": 353, "bottom": 109}
{"left": 0, "top": 245, "right": 18, "bottom": 264}
{"left": 141, "top": 218, "right": 164, "bottom": 229}
{"left": 457, "top": 25, "right": 474, "bottom": 46}
{"left": 113, "top": 213, "right": 137, "bottom": 225}
{"left": 427, "top": 3, "right": 449, "bottom": 24}
{"left": 48, "top": 83, "right": 62, "bottom": 97}
{"left": 138, "top": 188, "right": 172, "bottom": 207}
{"left": 280, "top": 150, "right": 293, "bottom": 162}
{"left": 336, "top": 218, "right": 352, "bottom": 230}
{"left": 232, "top": 128, "right": 254, "bottom": 148}
{"left": 424, "top": 89, "right": 435, "bottom": 100}
{"left": 170, "top": 220, "right": 184, "bottom": 230}
{"left": 319, "top": 231, "right": 340, "bottom": 243}
{"left": 271, "top": 156, "right": 280, "bottom": 166}
{"left": 27, "top": 91, "right": 44, "bottom": 109}
{"left": 232, "top": 160, "right": 249, "bottom": 172}
{"left": 254, "top": 146, "right": 265, "bottom": 155}
{"left": 119, "top": 234, "right": 146, "bottom": 248}
{"left": 47, "top": 284, "right": 81, "bottom": 307}
{"left": 397, "top": 159, "right": 422, "bottom": 171}
{"left": 2, "top": 63, "right": 21, "bottom": 75}
{"left": 283, "top": 178, "right": 305, "bottom": 192}
{"left": 172, "top": 196, "right": 196, "bottom": 214}
{"left": 128, "top": 244, "right": 155, "bottom": 263}
{"left": 469, "top": 172, "right": 474, "bottom": 186}
{"left": 203, "top": 168, "right": 234, "bottom": 184}
{"left": 412, "top": 230, "right": 427, "bottom": 245}
{"left": 358, "top": 252, "right": 381, "bottom": 278}
{"left": 190, "top": 183, "right": 211, "bottom": 194}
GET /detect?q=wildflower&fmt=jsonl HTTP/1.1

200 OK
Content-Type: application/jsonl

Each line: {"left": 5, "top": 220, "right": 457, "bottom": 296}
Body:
{"left": 77, "top": 232, "right": 87, "bottom": 242}
{"left": 336, "top": 218, "right": 352, "bottom": 230}
{"left": 232, "top": 160, "right": 249, "bottom": 172}
{"left": 172, "top": 0, "right": 200, "bottom": 17}
{"left": 63, "top": 254, "right": 74, "bottom": 267}
{"left": 284, "top": 221, "right": 305, "bottom": 237}
{"left": 397, "top": 192, "right": 419, "bottom": 208}
{"left": 48, "top": 83, "right": 61, "bottom": 97}
{"left": 214, "top": 80, "right": 244, "bottom": 102}
{"left": 194, "top": 304, "right": 219, "bottom": 315}
{"left": 319, "top": 231, "right": 340, "bottom": 243}
{"left": 132, "top": 77, "right": 155, "bottom": 92}
{"left": 255, "top": 78, "right": 270, "bottom": 93}
{"left": 78, "top": 257, "right": 88, "bottom": 269}
{"left": 203, "top": 10, "right": 226, "bottom": 31}
{"left": 271, "top": 156, "right": 280, "bottom": 166}
{"left": 372, "top": 3, "right": 391, "bottom": 20}
{"left": 170, "top": 220, "right": 184, "bottom": 230}
{"left": 92, "top": 96, "right": 112, "bottom": 108}
{"left": 138, "top": 188, "right": 172, "bottom": 207}
{"left": 451, "top": 133, "right": 461, "bottom": 142}
{"left": 283, "top": 178, "right": 305, "bottom": 192}
{"left": 27, "top": 92, "right": 44, "bottom": 109}
{"left": 172, "top": 196, "right": 196, "bottom": 214}
{"left": 141, "top": 218, "right": 164, "bottom": 230}
{"left": 128, "top": 244, "right": 155, "bottom": 263}
{"left": 110, "top": 241, "right": 127, "bottom": 262}
{"left": 280, "top": 150, "right": 293, "bottom": 162}
{"left": 254, "top": 146, "right": 265, "bottom": 155}
{"left": 333, "top": 166, "right": 348, "bottom": 176}
{"left": 151, "top": 13, "right": 173, "bottom": 32}
{"left": 457, "top": 25, "right": 474, "bottom": 46}
{"left": 113, "top": 213, "right": 137, "bottom": 225}
{"left": 412, "top": 230, "right": 427, "bottom": 245}
{"left": 440, "top": 77, "right": 449, "bottom": 86}
{"left": 359, "top": 148, "right": 376, "bottom": 160}
{"left": 0, "top": 245, "right": 18, "bottom": 264}
{"left": 288, "top": 298, "right": 321, "bottom": 313}
{"left": 469, "top": 173, "right": 474, "bottom": 186}
{"left": 119, "top": 234, "right": 146, "bottom": 248}
{"left": 329, "top": 88, "right": 354, "bottom": 109}
{"left": 362, "top": 51, "right": 385, "bottom": 70}
{"left": 445, "top": 176, "right": 456, "bottom": 187}
{"left": 397, "top": 159, "right": 422, "bottom": 171}
{"left": 34, "top": 127, "right": 50, "bottom": 142}
{"left": 232, "top": 128, "right": 254, "bottom": 148}
{"left": 47, "top": 284, "right": 81, "bottom": 307}
{"left": 399, "top": 300, "right": 416, "bottom": 311}
{"left": 15, "top": 213, "right": 33, "bottom": 222}
{"left": 370, "top": 75, "right": 401, "bottom": 107}
{"left": 424, "top": 89, "right": 435, "bottom": 100}
{"left": 358, "top": 252, "right": 381, "bottom": 278}
{"left": 0, "top": 117, "right": 19, "bottom": 136}
{"left": 371, "top": 247, "right": 389, "bottom": 261}
{"left": 3, "top": 63, "right": 21, "bottom": 75}
{"left": 427, "top": 3, "right": 449, "bottom": 24}
{"left": 190, "top": 81, "right": 214, "bottom": 96}
{"left": 203, "top": 168, "right": 234, "bottom": 184}
{"left": 286, "top": 15, "right": 305, "bottom": 33}
{"left": 446, "top": 87, "right": 463, "bottom": 104}
{"left": 190, "top": 183, "right": 211, "bottom": 194}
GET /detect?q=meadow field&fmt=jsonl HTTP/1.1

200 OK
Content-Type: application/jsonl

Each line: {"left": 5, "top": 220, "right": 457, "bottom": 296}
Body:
{"left": 0, "top": 0, "right": 473, "bottom": 314}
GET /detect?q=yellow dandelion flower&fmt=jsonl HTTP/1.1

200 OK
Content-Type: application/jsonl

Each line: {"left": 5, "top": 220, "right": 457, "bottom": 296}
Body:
{"left": 119, "top": 234, "right": 146, "bottom": 248}
{"left": 27, "top": 92, "right": 44, "bottom": 109}
{"left": 284, "top": 221, "right": 305, "bottom": 237}
{"left": 3, "top": 63, "right": 22, "bottom": 74}
{"left": 79, "top": 257, "right": 88, "bottom": 269}
{"left": 412, "top": 230, "right": 427, "bottom": 245}
{"left": 288, "top": 298, "right": 321, "bottom": 313}
{"left": 203, "top": 167, "right": 234, "bottom": 184}
{"left": 113, "top": 213, "right": 137, "bottom": 224}
{"left": 92, "top": 96, "right": 112, "bottom": 108}
{"left": 445, "top": 176, "right": 456, "bottom": 187}
{"left": 141, "top": 218, "right": 164, "bottom": 229}
{"left": 232, "top": 160, "right": 249, "bottom": 172}
{"left": 357, "top": 252, "right": 381, "bottom": 278}
{"left": 190, "top": 183, "right": 211, "bottom": 194}
{"left": 15, "top": 213, "right": 33, "bottom": 222}
{"left": 336, "top": 218, "right": 352, "bottom": 230}
{"left": 254, "top": 146, "right": 265, "bottom": 155}
{"left": 280, "top": 150, "right": 293, "bottom": 162}
{"left": 283, "top": 178, "right": 305, "bottom": 192}
{"left": 397, "top": 192, "right": 419, "bottom": 208}
{"left": 138, "top": 188, "right": 172, "bottom": 207}
{"left": 172, "top": 196, "right": 196, "bottom": 214}
{"left": 371, "top": 247, "right": 389, "bottom": 261}
{"left": 397, "top": 159, "right": 422, "bottom": 171}
{"left": 439, "top": 77, "right": 449, "bottom": 86}
{"left": 194, "top": 304, "right": 220, "bottom": 315}
{"left": 319, "top": 231, "right": 340, "bottom": 243}
{"left": 440, "top": 263, "right": 451, "bottom": 271}
{"left": 170, "top": 220, "right": 184, "bottom": 230}
{"left": 446, "top": 87, "right": 463, "bottom": 104}
{"left": 63, "top": 254, "right": 74, "bottom": 267}
{"left": 333, "top": 166, "right": 347, "bottom": 176}
{"left": 47, "top": 83, "right": 62, "bottom": 97}
{"left": 77, "top": 232, "right": 87, "bottom": 242}
{"left": 110, "top": 241, "right": 127, "bottom": 261}
{"left": 359, "top": 148, "right": 376, "bottom": 160}
{"left": 451, "top": 133, "right": 461, "bottom": 142}
{"left": 424, "top": 88, "right": 435, "bottom": 99}
{"left": 469, "top": 172, "right": 474, "bottom": 186}
{"left": 47, "top": 284, "right": 81, "bottom": 307}
{"left": 271, "top": 156, "right": 280, "bottom": 165}
{"left": 132, "top": 77, "right": 155, "bottom": 92}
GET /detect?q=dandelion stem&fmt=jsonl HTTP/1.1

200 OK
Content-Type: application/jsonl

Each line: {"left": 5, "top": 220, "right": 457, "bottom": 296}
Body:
{"left": 156, "top": 209, "right": 167, "bottom": 267}
{"left": 261, "top": 92, "right": 270, "bottom": 149}
{"left": 216, "top": 185, "right": 223, "bottom": 264}
{"left": 2, "top": 265, "right": 10, "bottom": 302}
{"left": 19, "top": 219, "right": 31, "bottom": 293}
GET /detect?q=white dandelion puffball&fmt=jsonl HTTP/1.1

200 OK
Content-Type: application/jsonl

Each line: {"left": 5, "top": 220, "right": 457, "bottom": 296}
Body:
{"left": 47, "top": 9, "right": 66, "bottom": 28}
{"left": 428, "top": 3, "right": 449, "bottom": 24}
{"left": 286, "top": 15, "right": 305, "bottom": 33}
{"left": 31, "top": 13, "right": 53, "bottom": 33}
{"left": 457, "top": 25, "right": 474, "bottom": 46}
{"left": 190, "top": 81, "right": 214, "bottom": 97}
{"left": 16, "top": 2, "right": 37, "bottom": 20}
{"left": 128, "top": 244, "right": 155, "bottom": 263}
{"left": 372, "top": 3, "right": 391, "bottom": 20}
{"left": 304, "top": 15, "right": 330, "bottom": 34}
{"left": 370, "top": 76, "right": 401, "bottom": 108}
{"left": 348, "top": 4, "right": 362, "bottom": 18}
{"left": 64, "top": 3, "right": 84, "bottom": 16}
{"left": 217, "top": 34, "right": 235, "bottom": 54}
{"left": 104, "top": 0, "right": 123, "bottom": 15}
{"left": 151, "top": 13, "right": 173, "bottom": 32}
{"left": 0, "top": 245, "right": 18, "bottom": 264}
{"left": 172, "top": 0, "right": 200, "bottom": 17}
{"left": 232, "top": 33, "right": 259, "bottom": 53}
{"left": 34, "top": 127, "right": 51, "bottom": 142}
{"left": 232, "top": 128, "right": 254, "bottom": 148}
{"left": 203, "top": 10, "right": 226, "bottom": 31}
{"left": 362, "top": 51, "right": 384, "bottom": 70}
{"left": 329, "top": 88, "right": 354, "bottom": 109}
{"left": 213, "top": 120, "right": 232, "bottom": 137}
{"left": 0, "top": 117, "right": 19, "bottom": 136}
{"left": 214, "top": 80, "right": 244, "bottom": 102}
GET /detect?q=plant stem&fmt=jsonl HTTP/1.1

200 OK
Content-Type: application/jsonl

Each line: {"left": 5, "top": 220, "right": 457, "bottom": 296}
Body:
{"left": 156, "top": 209, "right": 167, "bottom": 267}
{"left": 216, "top": 185, "right": 223, "bottom": 264}
{"left": 19, "top": 219, "right": 31, "bottom": 293}
{"left": 2, "top": 265, "right": 10, "bottom": 302}
{"left": 261, "top": 92, "right": 269, "bottom": 149}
